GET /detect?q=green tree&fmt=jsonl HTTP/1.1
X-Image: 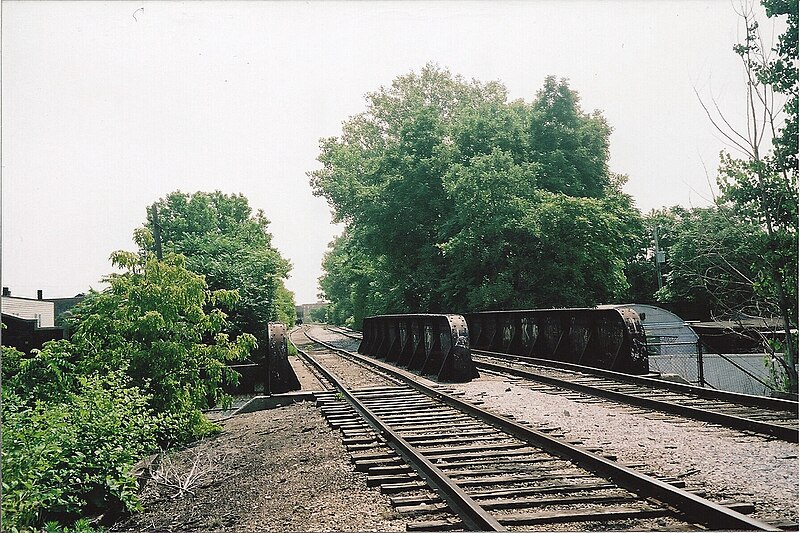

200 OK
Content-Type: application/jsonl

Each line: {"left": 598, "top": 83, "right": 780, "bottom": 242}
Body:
{"left": 761, "top": 0, "right": 798, "bottom": 176}
{"left": 306, "top": 304, "right": 330, "bottom": 323}
{"left": 312, "top": 65, "right": 644, "bottom": 321}
{"left": 528, "top": 76, "right": 612, "bottom": 197}
{"left": 651, "top": 203, "right": 796, "bottom": 390}
{"left": 698, "top": 0, "right": 798, "bottom": 391}
{"left": 145, "top": 191, "right": 294, "bottom": 356}
{"left": 311, "top": 66, "right": 514, "bottom": 314}
{"left": 274, "top": 283, "right": 298, "bottom": 326}
{"left": 318, "top": 229, "right": 394, "bottom": 328}
{"left": 440, "top": 148, "right": 641, "bottom": 310}
{"left": 66, "top": 246, "right": 255, "bottom": 438}
{"left": 654, "top": 206, "right": 766, "bottom": 311}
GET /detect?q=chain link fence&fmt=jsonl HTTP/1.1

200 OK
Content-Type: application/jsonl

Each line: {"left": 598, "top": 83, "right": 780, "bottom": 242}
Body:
{"left": 647, "top": 339, "right": 781, "bottom": 396}
{"left": 620, "top": 304, "right": 787, "bottom": 397}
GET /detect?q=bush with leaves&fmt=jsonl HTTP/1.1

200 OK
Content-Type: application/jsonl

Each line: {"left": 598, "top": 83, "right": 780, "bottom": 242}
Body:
{"left": 66, "top": 248, "right": 256, "bottom": 436}
{"left": 1, "top": 244, "right": 256, "bottom": 529}
{"left": 144, "top": 191, "right": 295, "bottom": 355}
{"left": 1, "top": 371, "right": 156, "bottom": 529}
{"left": 3, "top": 341, "right": 78, "bottom": 403}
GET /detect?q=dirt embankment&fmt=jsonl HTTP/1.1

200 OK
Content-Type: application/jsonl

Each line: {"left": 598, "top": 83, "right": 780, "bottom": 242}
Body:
{"left": 113, "top": 401, "right": 407, "bottom": 532}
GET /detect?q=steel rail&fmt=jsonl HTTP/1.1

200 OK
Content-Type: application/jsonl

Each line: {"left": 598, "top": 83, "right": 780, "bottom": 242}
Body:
{"left": 473, "top": 353, "right": 798, "bottom": 443}
{"left": 330, "top": 327, "right": 796, "bottom": 413}
{"left": 475, "top": 349, "right": 798, "bottom": 413}
{"left": 291, "top": 330, "right": 506, "bottom": 531}
{"left": 325, "top": 325, "right": 362, "bottom": 340}
{"left": 303, "top": 328, "right": 780, "bottom": 531}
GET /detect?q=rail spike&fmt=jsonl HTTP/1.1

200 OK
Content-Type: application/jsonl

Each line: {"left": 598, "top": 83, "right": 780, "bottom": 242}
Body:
{"left": 359, "top": 314, "right": 479, "bottom": 382}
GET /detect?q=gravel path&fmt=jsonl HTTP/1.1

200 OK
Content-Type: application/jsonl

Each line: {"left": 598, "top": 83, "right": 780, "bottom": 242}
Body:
{"left": 291, "top": 327, "right": 398, "bottom": 390}
{"left": 298, "top": 326, "right": 361, "bottom": 352}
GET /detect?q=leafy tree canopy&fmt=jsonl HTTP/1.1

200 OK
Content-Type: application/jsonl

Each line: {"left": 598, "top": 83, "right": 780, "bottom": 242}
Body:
{"left": 64, "top": 246, "right": 255, "bottom": 432}
{"left": 647, "top": 206, "right": 791, "bottom": 318}
{"left": 144, "top": 191, "right": 295, "bottom": 354}
{"left": 318, "top": 228, "right": 396, "bottom": 328}
{"left": 311, "top": 64, "right": 642, "bottom": 324}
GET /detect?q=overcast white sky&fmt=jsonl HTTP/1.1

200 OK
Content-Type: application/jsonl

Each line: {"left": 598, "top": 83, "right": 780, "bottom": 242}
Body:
{"left": 1, "top": 1, "right": 783, "bottom": 304}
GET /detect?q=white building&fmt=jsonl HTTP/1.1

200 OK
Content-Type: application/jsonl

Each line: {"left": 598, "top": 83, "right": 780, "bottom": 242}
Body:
{"left": 1, "top": 289, "right": 56, "bottom": 328}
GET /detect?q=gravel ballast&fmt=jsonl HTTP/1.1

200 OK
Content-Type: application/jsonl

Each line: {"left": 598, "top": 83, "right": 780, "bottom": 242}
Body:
{"left": 451, "top": 373, "right": 799, "bottom": 524}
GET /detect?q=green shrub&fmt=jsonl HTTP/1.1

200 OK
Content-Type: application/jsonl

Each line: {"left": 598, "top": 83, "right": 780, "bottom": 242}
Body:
{"left": 1, "top": 345, "right": 25, "bottom": 381}
{"left": 1, "top": 372, "right": 157, "bottom": 529}
{"left": 3, "top": 341, "right": 78, "bottom": 405}
{"left": 2, "top": 389, "right": 78, "bottom": 528}
{"left": 66, "top": 251, "right": 254, "bottom": 422}
{"left": 2, "top": 246, "right": 257, "bottom": 529}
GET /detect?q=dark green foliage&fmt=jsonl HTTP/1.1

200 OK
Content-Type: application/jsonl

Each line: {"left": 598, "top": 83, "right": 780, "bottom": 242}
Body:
{"left": 528, "top": 77, "right": 611, "bottom": 197}
{"left": 145, "top": 191, "right": 295, "bottom": 354}
{"left": 66, "top": 249, "right": 255, "bottom": 431}
{"left": 312, "top": 65, "right": 643, "bottom": 324}
{"left": 274, "top": 283, "right": 299, "bottom": 327}
{"left": 441, "top": 149, "right": 640, "bottom": 310}
{"left": 3, "top": 341, "right": 78, "bottom": 404}
{"left": 2, "top": 247, "right": 255, "bottom": 529}
{"left": 318, "top": 230, "right": 392, "bottom": 328}
{"left": 306, "top": 305, "right": 329, "bottom": 323}
{"left": 650, "top": 206, "right": 772, "bottom": 314}
{"left": 2, "top": 373, "right": 156, "bottom": 529}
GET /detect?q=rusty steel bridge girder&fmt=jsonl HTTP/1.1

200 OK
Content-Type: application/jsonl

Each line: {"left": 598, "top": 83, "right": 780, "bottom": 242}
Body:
{"left": 266, "top": 322, "right": 301, "bottom": 393}
{"left": 226, "top": 322, "right": 300, "bottom": 395}
{"left": 464, "top": 307, "right": 648, "bottom": 374}
{"left": 359, "top": 314, "right": 480, "bottom": 382}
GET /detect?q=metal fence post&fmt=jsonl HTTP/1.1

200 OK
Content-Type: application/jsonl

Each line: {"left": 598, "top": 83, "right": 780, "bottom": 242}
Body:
{"left": 696, "top": 340, "right": 705, "bottom": 388}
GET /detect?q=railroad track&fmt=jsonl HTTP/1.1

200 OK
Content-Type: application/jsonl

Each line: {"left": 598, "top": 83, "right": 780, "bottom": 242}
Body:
{"left": 323, "top": 325, "right": 363, "bottom": 341}
{"left": 472, "top": 350, "right": 799, "bottom": 443}
{"left": 319, "top": 324, "right": 798, "bottom": 442}
{"left": 290, "top": 326, "right": 779, "bottom": 531}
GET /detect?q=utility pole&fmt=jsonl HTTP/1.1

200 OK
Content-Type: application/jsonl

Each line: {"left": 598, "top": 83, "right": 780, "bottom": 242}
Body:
{"left": 653, "top": 226, "right": 664, "bottom": 290}
{"left": 150, "top": 204, "right": 163, "bottom": 260}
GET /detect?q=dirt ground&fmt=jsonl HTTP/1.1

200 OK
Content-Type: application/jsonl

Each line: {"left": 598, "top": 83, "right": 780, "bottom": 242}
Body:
{"left": 112, "top": 401, "right": 408, "bottom": 532}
